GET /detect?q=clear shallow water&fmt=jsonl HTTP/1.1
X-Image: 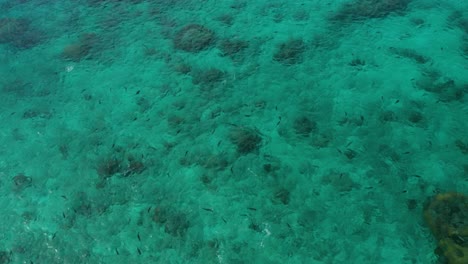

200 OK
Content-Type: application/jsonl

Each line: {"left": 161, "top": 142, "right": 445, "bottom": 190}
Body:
{"left": 0, "top": 0, "right": 467, "bottom": 263}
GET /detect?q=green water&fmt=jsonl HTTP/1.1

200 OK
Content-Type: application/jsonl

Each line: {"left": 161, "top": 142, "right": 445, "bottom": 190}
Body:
{"left": 0, "top": 0, "right": 467, "bottom": 263}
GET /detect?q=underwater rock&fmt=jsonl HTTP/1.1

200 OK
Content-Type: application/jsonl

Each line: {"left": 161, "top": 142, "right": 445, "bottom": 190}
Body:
{"left": 424, "top": 192, "right": 468, "bottom": 264}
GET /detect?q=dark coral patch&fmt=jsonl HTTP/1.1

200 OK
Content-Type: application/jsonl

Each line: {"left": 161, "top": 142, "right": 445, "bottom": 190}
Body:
{"left": 273, "top": 39, "right": 306, "bottom": 65}
{"left": 219, "top": 39, "right": 248, "bottom": 57}
{"left": 0, "top": 18, "right": 43, "bottom": 49}
{"left": 173, "top": 24, "right": 215, "bottom": 52}
{"left": 61, "top": 33, "right": 100, "bottom": 61}
{"left": 229, "top": 127, "right": 262, "bottom": 155}
{"left": 332, "top": 0, "right": 411, "bottom": 22}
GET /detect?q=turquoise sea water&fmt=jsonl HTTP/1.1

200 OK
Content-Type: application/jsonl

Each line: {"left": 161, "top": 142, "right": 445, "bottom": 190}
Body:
{"left": 0, "top": 0, "right": 467, "bottom": 263}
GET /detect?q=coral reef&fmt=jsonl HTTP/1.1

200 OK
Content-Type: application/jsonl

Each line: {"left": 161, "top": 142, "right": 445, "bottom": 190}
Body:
{"left": 87, "top": 0, "right": 144, "bottom": 5}
{"left": 343, "top": 148, "right": 357, "bottom": 160}
{"left": 379, "top": 110, "right": 397, "bottom": 123}
{"left": 331, "top": 0, "right": 411, "bottom": 22}
{"left": 153, "top": 207, "right": 190, "bottom": 237}
{"left": 273, "top": 39, "right": 306, "bottom": 65}
{"left": 172, "top": 62, "right": 192, "bottom": 75}
{"left": 448, "top": 11, "right": 468, "bottom": 34}
{"left": 173, "top": 24, "right": 215, "bottom": 52}
{"left": 0, "top": 251, "right": 11, "bottom": 264}
{"left": 321, "top": 171, "right": 360, "bottom": 192}
{"left": 72, "top": 192, "right": 94, "bottom": 217}
{"left": 455, "top": 140, "right": 468, "bottom": 155}
{"left": 12, "top": 174, "right": 32, "bottom": 192}
{"left": 229, "top": 127, "right": 262, "bottom": 155}
{"left": 96, "top": 157, "right": 122, "bottom": 179}
{"left": 216, "top": 14, "right": 235, "bottom": 25}
{"left": 0, "top": 17, "right": 43, "bottom": 49}
{"left": 219, "top": 39, "right": 249, "bottom": 57}
{"left": 424, "top": 193, "right": 468, "bottom": 264}
{"left": 61, "top": 33, "right": 98, "bottom": 61}
{"left": 349, "top": 58, "right": 366, "bottom": 67}
{"left": 199, "top": 154, "right": 229, "bottom": 171}
{"left": 406, "top": 110, "right": 424, "bottom": 124}
{"left": 463, "top": 37, "right": 468, "bottom": 58}
{"left": 388, "top": 47, "right": 429, "bottom": 64}
{"left": 22, "top": 109, "right": 53, "bottom": 119}
{"left": 293, "top": 116, "right": 317, "bottom": 137}
{"left": 95, "top": 153, "right": 146, "bottom": 188}
{"left": 191, "top": 68, "right": 225, "bottom": 85}
{"left": 1, "top": 79, "right": 32, "bottom": 96}
{"left": 311, "top": 133, "right": 333, "bottom": 148}
{"left": 167, "top": 114, "right": 186, "bottom": 131}
{"left": 415, "top": 72, "right": 466, "bottom": 102}
{"left": 272, "top": 188, "right": 290, "bottom": 205}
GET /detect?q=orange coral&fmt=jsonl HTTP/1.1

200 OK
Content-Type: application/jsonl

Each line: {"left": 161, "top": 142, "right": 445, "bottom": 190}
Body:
{"left": 424, "top": 192, "right": 468, "bottom": 264}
